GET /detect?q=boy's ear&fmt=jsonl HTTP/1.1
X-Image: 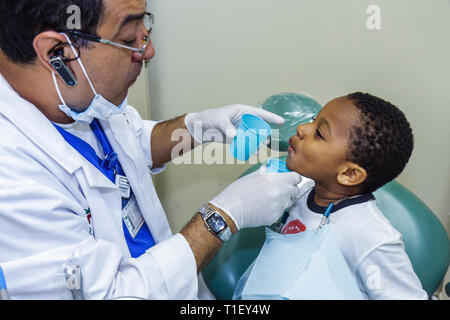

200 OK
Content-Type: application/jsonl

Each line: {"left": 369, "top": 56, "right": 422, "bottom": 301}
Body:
{"left": 337, "top": 162, "right": 367, "bottom": 187}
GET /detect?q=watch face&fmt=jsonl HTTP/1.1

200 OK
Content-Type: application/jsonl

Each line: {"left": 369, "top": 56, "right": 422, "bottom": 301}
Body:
{"left": 206, "top": 214, "right": 226, "bottom": 233}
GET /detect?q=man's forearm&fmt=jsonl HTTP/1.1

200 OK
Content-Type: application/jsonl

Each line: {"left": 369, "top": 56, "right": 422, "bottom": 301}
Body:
{"left": 150, "top": 114, "right": 195, "bottom": 169}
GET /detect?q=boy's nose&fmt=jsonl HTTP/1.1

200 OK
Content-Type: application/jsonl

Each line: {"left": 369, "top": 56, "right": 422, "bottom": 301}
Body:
{"left": 296, "top": 125, "right": 306, "bottom": 139}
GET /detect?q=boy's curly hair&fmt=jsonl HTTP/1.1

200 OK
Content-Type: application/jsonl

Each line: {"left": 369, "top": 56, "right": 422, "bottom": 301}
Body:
{"left": 346, "top": 92, "right": 414, "bottom": 193}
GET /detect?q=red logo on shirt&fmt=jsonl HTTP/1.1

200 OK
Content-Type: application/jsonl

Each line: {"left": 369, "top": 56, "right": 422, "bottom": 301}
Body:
{"left": 84, "top": 208, "right": 92, "bottom": 224}
{"left": 282, "top": 219, "right": 306, "bottom": 234}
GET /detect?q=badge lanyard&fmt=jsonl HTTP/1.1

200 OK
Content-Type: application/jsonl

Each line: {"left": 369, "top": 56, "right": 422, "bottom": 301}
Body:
{"left": 52, "top": 120, "right": 125, "bottom": 187}
{"left": 90, "top": 119, "right": 130, "bottom": 199}
{"left": 53, "top": 119, "right": 155, "bottom": 257}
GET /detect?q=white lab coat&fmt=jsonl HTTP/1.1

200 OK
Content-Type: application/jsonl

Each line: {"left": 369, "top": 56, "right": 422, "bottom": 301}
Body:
{"left": 0, "top": 74, "right": 209, "bottom": 299}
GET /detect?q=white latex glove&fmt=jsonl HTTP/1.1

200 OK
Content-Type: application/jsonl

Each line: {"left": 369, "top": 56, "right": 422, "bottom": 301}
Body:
{"left": 184, "top": 104, "right": 285, "bottom": 144}
{"left": 209, "top": 170, "right": 302, "bottom": 230}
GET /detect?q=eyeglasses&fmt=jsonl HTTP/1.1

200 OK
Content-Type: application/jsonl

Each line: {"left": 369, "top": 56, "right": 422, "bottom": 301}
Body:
{"left": 66, "top": 12, "right": 154, "bottom": 55}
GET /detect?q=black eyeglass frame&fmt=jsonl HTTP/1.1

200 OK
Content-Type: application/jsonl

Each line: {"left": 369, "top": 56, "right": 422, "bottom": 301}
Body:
{"left": 65, "top": 12, "right": 154, "bottom": 55}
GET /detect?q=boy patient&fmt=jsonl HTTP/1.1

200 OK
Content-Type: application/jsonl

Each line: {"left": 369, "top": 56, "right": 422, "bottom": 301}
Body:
{"left": 283, "top": 92, "right": 427, "bottom": 299}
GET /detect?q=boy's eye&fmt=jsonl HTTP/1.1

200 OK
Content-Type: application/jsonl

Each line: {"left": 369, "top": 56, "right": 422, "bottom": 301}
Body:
{"left": 315, "top": 128, "right": 324, "bottom": 140}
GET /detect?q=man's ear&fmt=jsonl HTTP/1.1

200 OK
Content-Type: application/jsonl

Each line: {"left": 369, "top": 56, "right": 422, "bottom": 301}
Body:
{"left": 32, "top": 31, "right": 74, "bottom": 73}
{"left": 336, "top": 162, "right": 367, "bottom": 187}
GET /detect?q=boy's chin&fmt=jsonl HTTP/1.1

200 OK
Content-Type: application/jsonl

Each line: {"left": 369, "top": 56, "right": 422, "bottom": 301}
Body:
{"left": 286, "top": 154, "right": 314, "bottom": 180}
{"left": 286, "top": 155, "right": 302, "bottom": 174}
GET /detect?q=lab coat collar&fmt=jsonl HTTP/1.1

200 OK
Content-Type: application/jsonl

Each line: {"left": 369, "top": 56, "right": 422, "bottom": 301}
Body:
{"left": 0, "top": 73, "right": 115, "bottom": 189}
{"left": 102, "top": 116, "right": 148, "bottom": 178}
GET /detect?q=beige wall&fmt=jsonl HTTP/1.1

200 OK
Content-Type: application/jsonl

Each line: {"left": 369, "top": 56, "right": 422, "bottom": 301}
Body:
{"left": 128, "top": 69, "right": 151, "bottom": 120}
{"left": 137, "top": 0, "right": 449, "bottom": 236}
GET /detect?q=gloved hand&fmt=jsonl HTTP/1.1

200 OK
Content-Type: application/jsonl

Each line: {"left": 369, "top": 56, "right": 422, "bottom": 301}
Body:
{"left": 209, "top": 170, "right": 302, "bottom": 230}
{"left": 184, "top": 104, "right": 285, "bottom": 144}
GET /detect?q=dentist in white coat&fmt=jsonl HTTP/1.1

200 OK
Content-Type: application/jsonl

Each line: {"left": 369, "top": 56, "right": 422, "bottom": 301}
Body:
{"left": 0, "top": 0, "right": 301, "bottom": 299}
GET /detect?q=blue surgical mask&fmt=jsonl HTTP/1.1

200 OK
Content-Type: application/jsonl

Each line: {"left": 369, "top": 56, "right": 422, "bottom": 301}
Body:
{"left": 52, "top": 34, "right": 127, "bottom": 124}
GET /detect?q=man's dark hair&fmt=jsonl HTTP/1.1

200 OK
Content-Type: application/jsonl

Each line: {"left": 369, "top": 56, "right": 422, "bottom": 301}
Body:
{"left": 346, "top": 92, "right": 414, "bottom": 193}
{"left": 0, "top": 0, "right": 104, "bottom": 64}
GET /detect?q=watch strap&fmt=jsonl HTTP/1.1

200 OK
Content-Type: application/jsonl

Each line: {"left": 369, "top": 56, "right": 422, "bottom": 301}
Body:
{"left": 217, "top": 225, "right": 232, "bottom": 242}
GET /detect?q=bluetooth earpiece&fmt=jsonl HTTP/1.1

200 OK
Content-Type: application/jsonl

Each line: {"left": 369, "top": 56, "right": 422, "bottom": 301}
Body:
{"left": 49, "top": 43, "right": 79, "bottom": 87}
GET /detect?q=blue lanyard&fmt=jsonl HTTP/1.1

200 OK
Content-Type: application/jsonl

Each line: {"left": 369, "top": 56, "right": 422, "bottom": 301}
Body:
{"left": 89, "top": 119, "right": 119, "bottom": 174}
{"left": 53, "top": 119, "right": 156, "bottom": 258}
{"left": 53, "top": 119, "right": 124, "bottom": 183}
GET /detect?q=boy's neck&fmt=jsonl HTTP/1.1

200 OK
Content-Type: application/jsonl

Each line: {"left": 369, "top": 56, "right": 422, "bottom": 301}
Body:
{"left": 313, "top": 183, "right": 360, "bottom": 207}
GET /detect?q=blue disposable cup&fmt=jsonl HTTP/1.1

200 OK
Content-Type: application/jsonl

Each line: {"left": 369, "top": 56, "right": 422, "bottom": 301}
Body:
{"left": 266, "top": 158, "right": 290, "bottom": 173}
{"left": 230, "top": 114, "right": 272, "bottom": 161}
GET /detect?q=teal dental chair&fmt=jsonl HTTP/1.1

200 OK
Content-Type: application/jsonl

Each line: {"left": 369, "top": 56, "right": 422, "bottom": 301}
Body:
{"left": 202, "top": 93, "right": 450, "bottom": 299}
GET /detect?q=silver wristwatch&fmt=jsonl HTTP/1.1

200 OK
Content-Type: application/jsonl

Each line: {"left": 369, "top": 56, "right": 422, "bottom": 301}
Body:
{"left": 198, "top": 204, "right": 232, "bottom": 242}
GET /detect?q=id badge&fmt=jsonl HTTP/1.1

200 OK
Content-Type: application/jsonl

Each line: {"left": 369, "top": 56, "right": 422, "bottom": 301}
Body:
{"left": 115, "top": 174, "right": 131, "bottom": 199}
{"left": 122, "top": 194, "right": 145, "bottom": 239}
